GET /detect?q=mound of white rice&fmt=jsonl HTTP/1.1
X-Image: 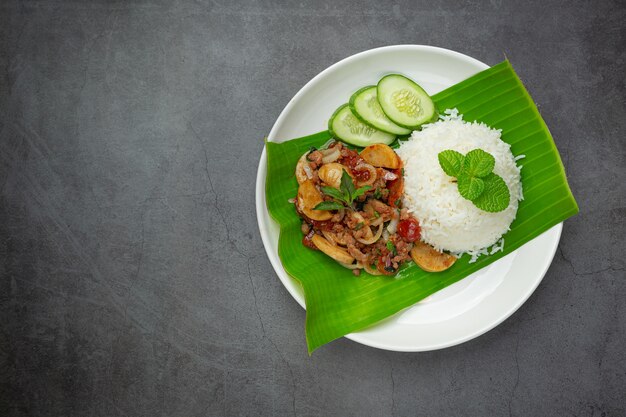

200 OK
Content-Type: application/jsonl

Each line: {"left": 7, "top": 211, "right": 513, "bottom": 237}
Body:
{"left": 396, "top": 109, "right": 523, "bottom": 260}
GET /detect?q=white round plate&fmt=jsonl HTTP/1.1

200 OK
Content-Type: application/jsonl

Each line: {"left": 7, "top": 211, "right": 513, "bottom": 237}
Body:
{"left": 255, "top": 45, "right": 561, "bottom": 352}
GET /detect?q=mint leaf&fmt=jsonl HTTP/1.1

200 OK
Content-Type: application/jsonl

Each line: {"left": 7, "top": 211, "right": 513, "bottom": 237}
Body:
{"left": 313, "top": 201, "right": 345, "bottom": 211}
{"left": 386, "top": 241, "right": 397, "bottom": 255}
{"left": 472, "top": 173, "right": 510, "bottom": 212}
{"left": 438, "top": 150, "right": 464, "bottom": 177}
{"left": 463, "top": 149, "right": 495, "bottom": 178}
{"left": 320, "top": 186, "right": 347, "bottom": 203}
{"left": 457, "top": 173, "right": 485, "bottom": 200}
{"left": 340, "top": 169, "right": 355, "bottom": 201}
{"left": 437, "top": 148, "right": 507, "bottom": 213}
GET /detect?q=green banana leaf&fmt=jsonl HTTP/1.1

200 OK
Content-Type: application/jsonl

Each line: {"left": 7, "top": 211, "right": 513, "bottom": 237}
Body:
{"left": 265, "top": 60, "right": 578, "bottom": 353}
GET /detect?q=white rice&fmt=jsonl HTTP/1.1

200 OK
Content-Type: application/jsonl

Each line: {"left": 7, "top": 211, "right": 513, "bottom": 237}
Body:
{"left": 396, "top": 109, "right": 523, "bottom": 260}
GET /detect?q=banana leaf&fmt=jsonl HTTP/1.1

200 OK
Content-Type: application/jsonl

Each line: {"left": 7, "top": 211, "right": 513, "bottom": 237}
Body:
{"left": 265, "top": 60, "right": 578, "bottom": 353}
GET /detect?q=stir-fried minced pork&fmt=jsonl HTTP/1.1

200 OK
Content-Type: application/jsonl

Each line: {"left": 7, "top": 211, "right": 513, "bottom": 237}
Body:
{"left": 293, "top": 140, "right": 423, "bottom": 276}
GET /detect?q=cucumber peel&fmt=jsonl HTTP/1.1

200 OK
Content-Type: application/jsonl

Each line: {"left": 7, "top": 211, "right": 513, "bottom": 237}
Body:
{"left": 328, "top": 104, "right": 396, "bottom": 147}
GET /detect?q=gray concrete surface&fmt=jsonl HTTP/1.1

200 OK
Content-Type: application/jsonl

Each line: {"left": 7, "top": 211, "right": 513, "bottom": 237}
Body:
{"left": 0, "top": 0, "right": 624, "bottom": 416}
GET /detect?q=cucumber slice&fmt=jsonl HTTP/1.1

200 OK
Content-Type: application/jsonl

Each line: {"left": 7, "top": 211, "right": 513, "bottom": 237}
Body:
{"left": 349, "top": 86, "right": 411, "bottom": 135}
{"left": 328, "top": 104, "right": 396, "bottom": 147}
{"left": 377, "top": 74, "right": 437, "bottom": 129}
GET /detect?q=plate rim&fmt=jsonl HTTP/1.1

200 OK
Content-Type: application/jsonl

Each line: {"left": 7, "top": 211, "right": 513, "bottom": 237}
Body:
{"left": 255, "top": 44, "right": 562, "bottom": 352}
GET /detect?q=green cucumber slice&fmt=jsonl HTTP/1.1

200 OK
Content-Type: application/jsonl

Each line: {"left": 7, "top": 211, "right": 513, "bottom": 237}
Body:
{"left": 349, "top": 86, "right": 411, "bottom": 135}
{"left": 377, "top": 74, "right": 437, "bottom": 129}
{"left": 328, "top": 104, "right": 396, "bottom": 147}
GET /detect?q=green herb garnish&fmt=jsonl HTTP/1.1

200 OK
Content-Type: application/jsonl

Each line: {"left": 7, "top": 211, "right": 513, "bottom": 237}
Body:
{"left": 472, "top": 173, "right": 511, "bottom": 212}
{"left": 437, "top": 150, "right": 464, "bottom": 177}
{"left": 386, "top": 241, "right": 397, "bottom": 256}
{"left": 313, "top": 201, "right": 345, "bottom": 211}
{"left": 314, "top": 169, "right": 371, "bottom": 210}
{"left": 438, "top": 148, "right": 510, "bottom": 212}
{"left": 463, "top": 149, "right": 495, "bottom": 177}
{"left": 457, "top": 174, "right": 485, "bottom": 200}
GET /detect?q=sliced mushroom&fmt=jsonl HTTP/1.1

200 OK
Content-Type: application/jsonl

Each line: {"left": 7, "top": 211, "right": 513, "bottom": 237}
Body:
{"left": 295, "top": 152, "right": 312, "bottom": 184}
{"left": 297, "top": 180, "right": 333, "bottom": 221}
{"left": 359, "top": 144, "right": 401, "bottom": 169}
{"left": 318, "top": 163, "right": 351, "bottom": 188}
{"left": 321, "top": 230, "right": 338, "bottom": 246}
{"left": 410, "top": 241, "right": 457, "bottom": 272}
{"left": 311, "top": 234, "right": 355, "bottom": 264}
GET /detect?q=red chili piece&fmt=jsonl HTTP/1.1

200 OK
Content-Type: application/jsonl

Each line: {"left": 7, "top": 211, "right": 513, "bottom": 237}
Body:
{"left": 397, "top": 218, "right": 421, "bottom": 242}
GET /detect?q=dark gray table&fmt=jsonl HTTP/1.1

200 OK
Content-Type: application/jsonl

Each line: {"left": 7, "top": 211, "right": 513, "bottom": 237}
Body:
{"left": 1, "top": 1, "right": 624, "bottom": 416}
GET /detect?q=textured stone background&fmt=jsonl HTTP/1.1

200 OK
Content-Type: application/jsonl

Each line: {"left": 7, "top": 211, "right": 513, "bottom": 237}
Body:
{"left": 0, "top": 1, "right": 624, "bottom": 416}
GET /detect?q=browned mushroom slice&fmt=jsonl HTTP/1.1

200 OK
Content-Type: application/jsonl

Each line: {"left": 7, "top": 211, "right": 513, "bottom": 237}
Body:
{"left": 318, "top": 163, "right": 351, "bottom": 189}
{"left": 359, "top": 143, "right": 401, "bottom": 169}
{"left": 410, "top": 241, "right": 456, "bottom": 272}
{"left": 297, "top": 180, "right": 333, "bottom": 221}
{"left": 311, "top": 234, "right": 355, "bottom": 264}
